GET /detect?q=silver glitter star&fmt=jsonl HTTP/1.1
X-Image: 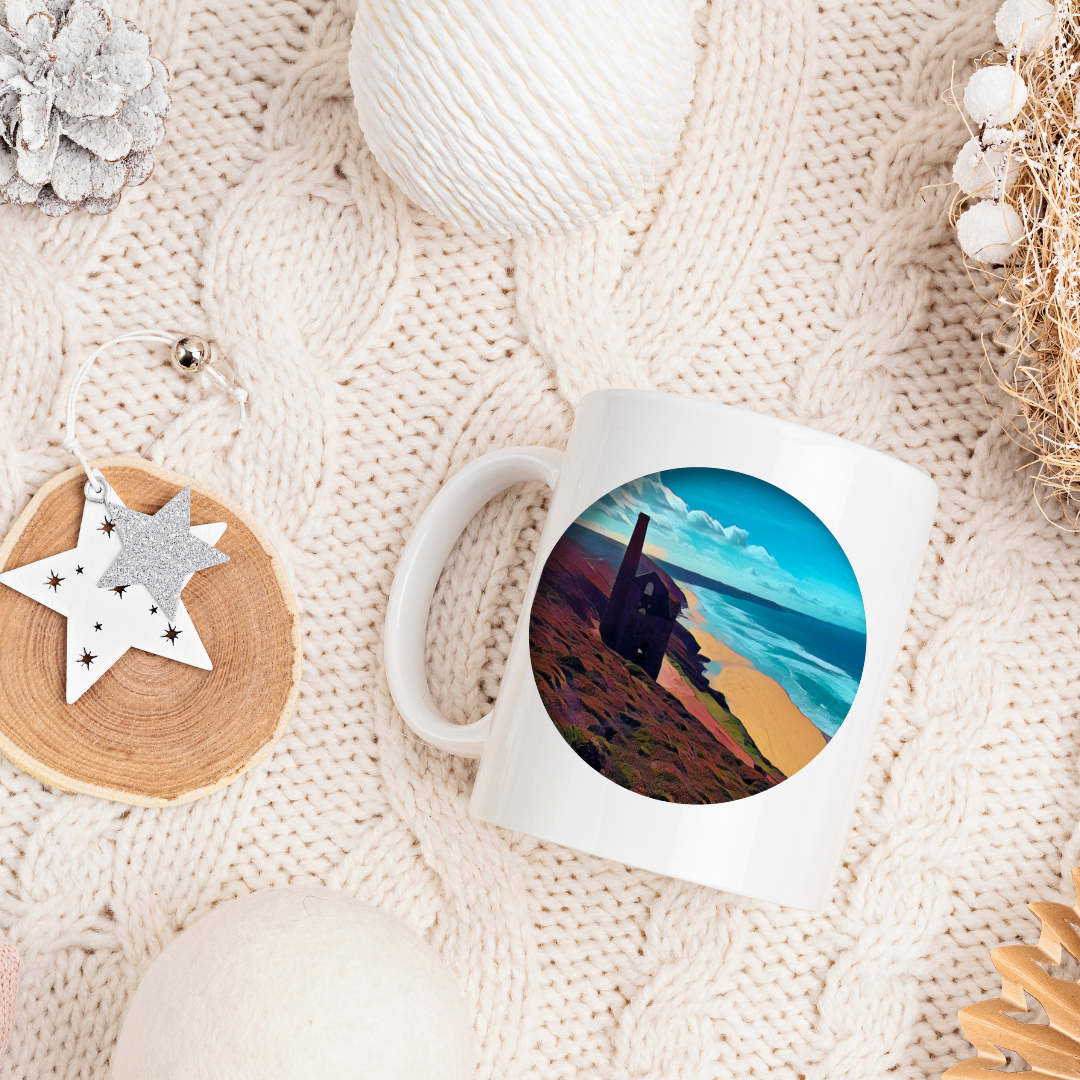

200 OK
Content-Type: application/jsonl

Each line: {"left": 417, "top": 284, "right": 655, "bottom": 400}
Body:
{"left": 97, "top": 487, "right": 229, "bottom": 620}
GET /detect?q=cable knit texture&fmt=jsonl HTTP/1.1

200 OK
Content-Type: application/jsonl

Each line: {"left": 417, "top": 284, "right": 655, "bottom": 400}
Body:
{"left": 0, "top": 0, "right": 1075, "bottom": 1077}
{"left": 0, "top": 935, "right": 16, "bottom": 1060}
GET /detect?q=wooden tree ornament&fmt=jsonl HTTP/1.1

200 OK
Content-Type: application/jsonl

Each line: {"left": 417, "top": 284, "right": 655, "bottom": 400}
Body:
{"left": 0, "top": 456, "right": 302, "bottom": 806}
{"left": 945, "top": 867, "right": 1080, "bottom": 1079}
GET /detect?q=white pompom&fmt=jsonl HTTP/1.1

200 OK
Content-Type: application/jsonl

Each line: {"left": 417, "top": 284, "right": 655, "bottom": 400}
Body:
{"left": 349, "top": 0, "right": 696, "bottom": 239}
{"left": 957, "top": 200, "right": 1024, "bottom": 264}
{"left": 952, "top": 135, "right": 1022, "bottom": 196}
{"left": 964, "top": 66, "right": 1029, "bottom": 125}
{"left": 996, "top": 0, "right": 1056, "bottom": 54}
{"left": 111, "top": 888, "right": 476, "bottom": 1080}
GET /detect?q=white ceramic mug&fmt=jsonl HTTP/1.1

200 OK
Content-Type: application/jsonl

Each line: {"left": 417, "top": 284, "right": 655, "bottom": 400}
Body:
{"left": 385, "top": 390, "right": 937, "bottom": 910}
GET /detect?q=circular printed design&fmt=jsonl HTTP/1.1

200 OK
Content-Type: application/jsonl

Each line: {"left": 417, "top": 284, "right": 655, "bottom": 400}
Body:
{"left": 529, "top": 468, "right": 866, "bottom": 805}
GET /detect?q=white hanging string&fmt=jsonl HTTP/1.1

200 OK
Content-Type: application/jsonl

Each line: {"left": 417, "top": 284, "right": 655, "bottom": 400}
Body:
{"left": 62, "top": 330, "right": 249, "bottom": 494}
{"left": 202, "top": 364, "right": 248, "bottom": 429}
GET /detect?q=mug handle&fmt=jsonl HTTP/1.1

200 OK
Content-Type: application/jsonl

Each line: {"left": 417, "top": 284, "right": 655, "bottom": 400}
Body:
{"left": 384, "top": 446, "right": 564, "bottom": 757}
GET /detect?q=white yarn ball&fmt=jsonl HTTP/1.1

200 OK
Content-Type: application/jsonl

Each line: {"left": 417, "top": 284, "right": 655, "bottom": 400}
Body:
{"left": 348, "top": 0, "right": 696, "bottom": 239}
{"left": 111, "top": 887, "right": 476, "bottom": 1080}
{"left": 996, "top": 0, "right": 1056, "bottom": 53}
{"left": 964, "top": 66, "right": 1029, "bottom": 126}
{"left": 957, "top": 200, "right": 1024, "bottom": 264}
{"left": 952, "top": 135, "right": 1021, "bottom": 196}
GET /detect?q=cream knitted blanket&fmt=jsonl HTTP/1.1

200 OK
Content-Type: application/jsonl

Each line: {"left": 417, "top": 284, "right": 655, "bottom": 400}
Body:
{"left": 1, "top": 0, "right": 1075, "bottom": 1075}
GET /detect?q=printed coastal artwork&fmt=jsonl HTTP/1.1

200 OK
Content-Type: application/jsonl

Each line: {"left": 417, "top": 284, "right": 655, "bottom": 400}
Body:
{"left": 529, "top": 468, "right": 867, "bottom": 804}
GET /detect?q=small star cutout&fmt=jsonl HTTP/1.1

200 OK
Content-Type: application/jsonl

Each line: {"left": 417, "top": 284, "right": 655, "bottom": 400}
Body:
{"left": 99, "top": 518, "right": 116, "bottom": 536}
{"left": 111, "top": 585, "right": 127, "bottom": 598}
{"left": 45, "top": 571, "right": 64, "bottom": 592}
{"left": 78, "top": 649, "right": 96, "bottom": 669}
{"left": 149, "top": 605, "right": 157, "bottom": 614}
{"left": 94, "top": 623, "right": 102, "bottom": 631}
{"left": 162, "top": 624, "right": 182, "bottom": 644}
{"left": 75, "top": 566, "right": 84, "bottom": 575}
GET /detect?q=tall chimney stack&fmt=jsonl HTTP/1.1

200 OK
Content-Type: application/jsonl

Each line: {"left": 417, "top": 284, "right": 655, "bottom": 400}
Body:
{"left": 599, "top": 512, "right": 650, "bottom": 648}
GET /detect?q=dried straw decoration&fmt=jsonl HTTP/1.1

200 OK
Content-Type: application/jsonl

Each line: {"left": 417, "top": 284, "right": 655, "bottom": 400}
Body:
{"left": 949, "top": 1, "right": 1080, "bottom": 525}
{"left": 943, "top": 866, "right": 1080, "bottom": 1078}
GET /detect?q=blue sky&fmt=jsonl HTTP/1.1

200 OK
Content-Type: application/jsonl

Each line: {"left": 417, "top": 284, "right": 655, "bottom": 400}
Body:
{"left": 576, "top": 468, "right": 865, "bottom": 632}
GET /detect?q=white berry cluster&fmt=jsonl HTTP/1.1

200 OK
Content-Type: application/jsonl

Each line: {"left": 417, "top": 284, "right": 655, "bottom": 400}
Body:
{"left": 952, "top": 0, "right": 1055, "bottom": 264}
{"left": 0, "top": 0, "right": 170, "bottom": 216}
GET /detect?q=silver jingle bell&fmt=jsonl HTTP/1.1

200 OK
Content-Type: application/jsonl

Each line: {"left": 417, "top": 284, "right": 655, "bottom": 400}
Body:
{"left": 171, "top": 336, "right": 215, "bottom": 375}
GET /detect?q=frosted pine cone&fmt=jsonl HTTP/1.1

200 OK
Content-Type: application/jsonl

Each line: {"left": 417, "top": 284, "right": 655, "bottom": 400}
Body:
{"left": 0, "top": 0, "right": 170, "bottom": 216}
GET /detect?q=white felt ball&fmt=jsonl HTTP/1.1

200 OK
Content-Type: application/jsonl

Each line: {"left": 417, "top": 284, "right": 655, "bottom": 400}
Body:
{"left": 996, "top": 0, "right": 1056, "bottom": 54}
{"left": 348, "top": 0, "right": 696, "bottom": 239}
{"left": 111, "top": 887, "right": 476, "bottom": 1080}
{"left": 964, "top": 66, "right": 1029, "bottom": 126}
{"left": 957, "top": 200, "right": 1024, "bottom": 264}
{"left": 952, "top": 135, "right": 1021, "bottom": 196}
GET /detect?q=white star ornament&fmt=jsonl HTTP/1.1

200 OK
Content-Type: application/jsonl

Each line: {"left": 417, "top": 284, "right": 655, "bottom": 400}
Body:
{"left": 0, "top": 485, "right": 228, "bottom": 703}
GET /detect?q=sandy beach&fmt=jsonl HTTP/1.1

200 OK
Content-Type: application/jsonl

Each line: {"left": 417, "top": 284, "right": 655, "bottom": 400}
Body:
{"left": 656, "top": 659, "right": 755, "bottom": 768}
{"left": 679, "top": 585, "right": 826, "bottom": 778}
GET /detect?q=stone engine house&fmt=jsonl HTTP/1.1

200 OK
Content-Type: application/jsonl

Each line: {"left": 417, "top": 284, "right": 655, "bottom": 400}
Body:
{"left": 598, "top": 512, "right": 684, "bottom": 679}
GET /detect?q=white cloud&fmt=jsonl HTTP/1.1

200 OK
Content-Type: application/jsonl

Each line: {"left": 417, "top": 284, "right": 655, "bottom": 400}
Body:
{"left": 579, "top": 474, "right": 867, "bottom": 632}
{"left": 601, "top": 475, "right": 779, "bottom": 569}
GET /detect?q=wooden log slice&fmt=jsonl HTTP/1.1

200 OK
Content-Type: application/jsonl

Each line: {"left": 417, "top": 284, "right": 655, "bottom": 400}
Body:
{"left": 0, "top": 457, "right": 302, "bottom": 806}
